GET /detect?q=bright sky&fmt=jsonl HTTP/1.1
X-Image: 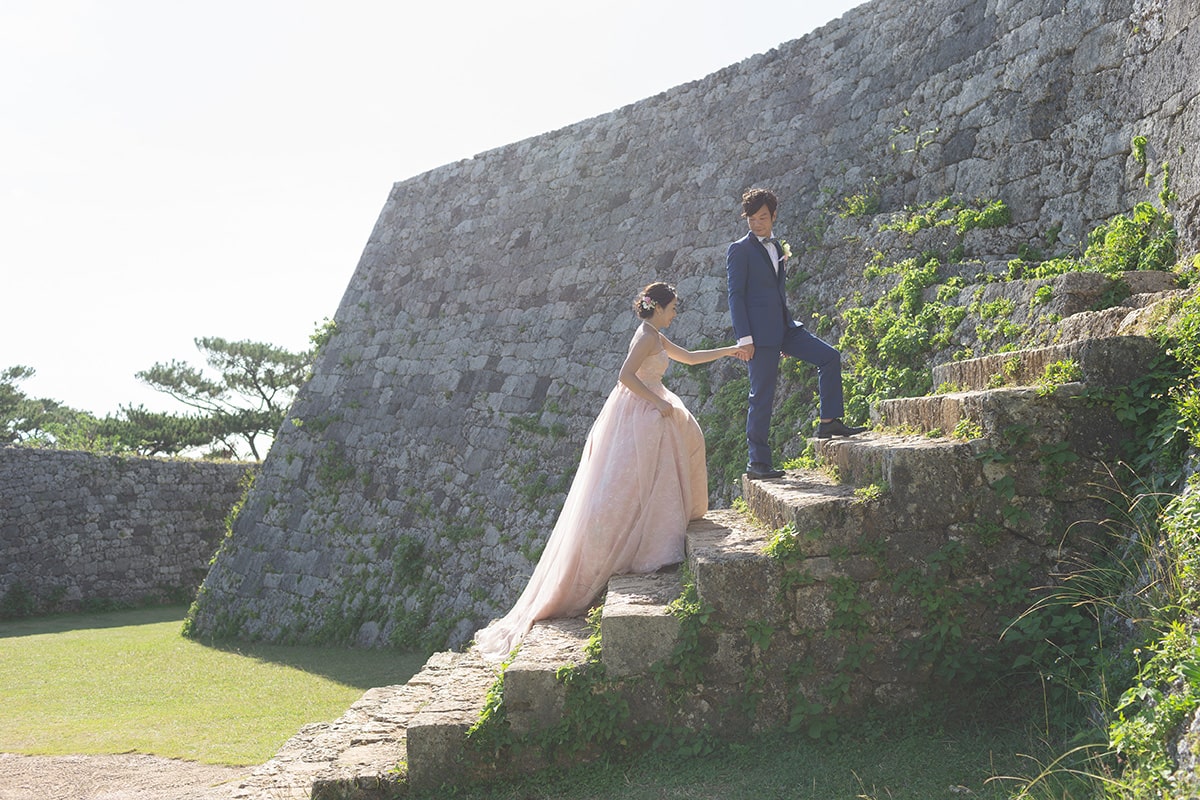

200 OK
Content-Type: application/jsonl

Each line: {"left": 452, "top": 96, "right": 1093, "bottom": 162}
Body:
{"left": 1, "top": 0, "right": 864, "bottom": 417}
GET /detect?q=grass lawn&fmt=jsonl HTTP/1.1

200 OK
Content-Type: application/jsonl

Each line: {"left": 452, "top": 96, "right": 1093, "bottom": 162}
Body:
{"left": 0, "top": 605, "right": 426, "bottom": 765}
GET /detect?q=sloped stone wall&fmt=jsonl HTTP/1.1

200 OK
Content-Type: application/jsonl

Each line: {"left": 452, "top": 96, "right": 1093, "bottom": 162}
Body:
{"left": 186, "top": 0, "right": 1200, "bottom": 649}
{"left": 0, "top": 447, "right": 250, "bottom": 614}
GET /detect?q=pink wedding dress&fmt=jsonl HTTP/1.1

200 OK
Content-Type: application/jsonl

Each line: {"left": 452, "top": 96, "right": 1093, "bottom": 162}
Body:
{"left": 474, "top": 326, "right": 709, "bottom": 660}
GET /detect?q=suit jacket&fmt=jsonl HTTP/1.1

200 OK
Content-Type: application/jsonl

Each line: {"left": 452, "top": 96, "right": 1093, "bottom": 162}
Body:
{"left": 726, "top": 232, "right": 799, "bottom": 349}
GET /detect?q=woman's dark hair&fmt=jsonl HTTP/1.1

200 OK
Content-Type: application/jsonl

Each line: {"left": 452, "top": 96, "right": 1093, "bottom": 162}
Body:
{"left": 634, "top": 282, "right": 677, "bottom": 318}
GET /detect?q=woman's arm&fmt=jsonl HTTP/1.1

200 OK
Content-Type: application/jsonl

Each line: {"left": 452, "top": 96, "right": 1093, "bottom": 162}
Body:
{"left": 618, "top": 329, "right": 673, "bottom": 415}
{"left": 660, "top": 335, "right": 747, "bottom": 366}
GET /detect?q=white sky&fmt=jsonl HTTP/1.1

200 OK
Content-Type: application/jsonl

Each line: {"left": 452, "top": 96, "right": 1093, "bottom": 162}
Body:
{"left": 1, "top": 0, "right": 863, "bottom": 417}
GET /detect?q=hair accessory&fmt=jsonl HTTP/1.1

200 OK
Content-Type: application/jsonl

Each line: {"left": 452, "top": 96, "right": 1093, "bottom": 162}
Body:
{"left": 637, "top": 295, "right": 657, "bottom": 313}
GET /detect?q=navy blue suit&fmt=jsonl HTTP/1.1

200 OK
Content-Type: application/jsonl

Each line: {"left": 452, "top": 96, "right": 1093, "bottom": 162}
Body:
{"left": 726, "top": 233, "right": 844, "bottom": 469}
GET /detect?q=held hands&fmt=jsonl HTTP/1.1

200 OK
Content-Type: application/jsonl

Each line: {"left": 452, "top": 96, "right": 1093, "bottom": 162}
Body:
{"left": 736, "top": 343, "right": 755, "bottom": 360}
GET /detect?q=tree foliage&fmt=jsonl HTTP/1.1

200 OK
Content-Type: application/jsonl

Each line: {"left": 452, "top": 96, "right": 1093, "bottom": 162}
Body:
{"left": 1, "top": 366, "right": 101, "bottom": 448}
{"left": 136, "top": 336, "right": 315, "bottom": 460}
{"left": 96, "top": 406, "right": 214, "bottom": 457}
{"left": 2, "top": 366, "right": 208, "bottom": 456}
{"left": 3, "top": 321, "right": 332, "bottom": 460}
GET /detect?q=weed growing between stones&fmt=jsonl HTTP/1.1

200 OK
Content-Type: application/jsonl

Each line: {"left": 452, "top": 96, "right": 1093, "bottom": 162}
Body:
{"left": 543, "top": 607, "right": 630, "bottom": 761}
{"left": 652, "top": 569, "right": 715, "bottom": 694}
{"left": 467, "top": 571, "right": 739, "bottom": 775}
{"left": 853, "top": 481, "right": 888, "bottom": 502}
{"left": 1034, "top": 358, "right": 1083, "bottom": 397}
{"left": 466, "top": 653, "right": 515, "bottom": 760}
{"left": 505, "top": 411, "right": 573, "bottom": 510}
{"left": 839, "top": 253, "right": 970, "bottom": 423}
{"left": 1009, "top": 202, "right": 1177, "bottom": 282}
{"left": 876, "top": 196, "right": 1011, "bottom": 237}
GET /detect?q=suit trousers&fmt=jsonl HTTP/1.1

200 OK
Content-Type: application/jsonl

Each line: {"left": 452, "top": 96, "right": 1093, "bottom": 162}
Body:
{"left": 746, "top": 325, "right": 844, "bottom": 468}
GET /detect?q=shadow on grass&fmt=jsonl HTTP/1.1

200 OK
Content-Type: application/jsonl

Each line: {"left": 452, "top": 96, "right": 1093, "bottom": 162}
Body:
{"left": 0, "top": 604, "right": 186, "bottom": 638}
{"left": 0, "top": 604, "right": 428, "bottom": 691}
{"left": 196, "top": 637, "right": 429, "bottom": 691}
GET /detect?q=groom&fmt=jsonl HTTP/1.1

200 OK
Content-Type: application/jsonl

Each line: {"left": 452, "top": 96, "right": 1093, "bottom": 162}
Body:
{"left": 726, "top": 188, "right": 866, "bottom": 480}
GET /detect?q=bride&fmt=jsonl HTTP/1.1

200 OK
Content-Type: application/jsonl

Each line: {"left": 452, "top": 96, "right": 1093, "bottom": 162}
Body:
{"left": 474, "top": 282, "right": 746, "bottom": 660}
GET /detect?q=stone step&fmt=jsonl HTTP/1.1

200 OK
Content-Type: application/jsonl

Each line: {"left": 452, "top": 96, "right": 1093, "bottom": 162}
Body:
{"left": 812, "top": 434, "right": 985, "bottom": 529}
{"left": 1054, "top": 287, "right": 1187, "bottom": 342}
{"left": 685, "top": 507, "right": 780, "bottom": 628}
{"left": 930, "top": 334, "right": 1158, "bottom": 392}
{"left": 403, "top": 649, "right": 500, "bottom": 793}
{"left": 873, "top": 381, "right": 1139, "bottom": 461}
{"left": 738, "top": 468, "right": 858, "bottom": 541}
{"left": 873, "top": 383, "right": 1051, "bottom": 434}
{"left": 502, "top": 617, "right": 592, "bottom": 738}
{"left": 813, "top": 431, "right": 979, "bottom": 490}
{"left": 1037, "top": 270, "right": 1176, "bottom": 320}
{"left": 601, "top": 568, "right": 683, "bottom": 679}
{"left": 232, "top": 650, "right": 467, "bottom": 800}
{"left": 873, "top": 384, "right": 1082, "bottom": 437}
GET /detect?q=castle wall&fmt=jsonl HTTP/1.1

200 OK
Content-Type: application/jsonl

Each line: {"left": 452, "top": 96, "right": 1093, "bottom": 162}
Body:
{"left": 0, "top": 447, "right": 249, "bottom": 614}
{"left": 186, "top": 0, "right": 1200, "bottom": 649}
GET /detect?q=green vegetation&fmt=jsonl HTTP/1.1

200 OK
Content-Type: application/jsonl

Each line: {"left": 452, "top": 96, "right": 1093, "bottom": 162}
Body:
{"left": 135, "top": 335, "right": 316, "bottom": 460}
{"left": 837, "top": 178, "right": 882, "bottom": 218}
{"left": 1035, "top": 358, "right": 1083, "bottom": 397}
{"left": 468, "top": 606, "right": 635, "bottom": 764}
{"left": 0, "top": 606, "right": 424, "bottom": 765}
{"left": 505, "top": 407, "right": 575, "bottom": 508}
{"left": 1006, "top": 202, "right": 1176, "bottom": 280}
{"left": 839, "top": 252, "right": 968, "bottom": 422}
{"left": 877, "top": 195, "right": 1010, "bottom": 236}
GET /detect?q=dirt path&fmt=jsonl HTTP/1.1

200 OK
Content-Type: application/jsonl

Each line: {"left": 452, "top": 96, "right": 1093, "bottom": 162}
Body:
{"left": 0, "top": 753, "right": 251, "bottom": 800}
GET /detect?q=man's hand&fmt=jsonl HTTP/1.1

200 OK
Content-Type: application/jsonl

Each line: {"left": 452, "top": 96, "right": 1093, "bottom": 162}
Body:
{"left": 738, "top": 343, "right": 756, "bottom": 360}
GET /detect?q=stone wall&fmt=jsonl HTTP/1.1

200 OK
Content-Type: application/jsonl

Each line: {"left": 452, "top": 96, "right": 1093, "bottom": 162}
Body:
{"left": 186, "top": 0, "right": 1200, "bottom": 649}
{"left": 0, "top": 447, "right": 250, "bottom": 614}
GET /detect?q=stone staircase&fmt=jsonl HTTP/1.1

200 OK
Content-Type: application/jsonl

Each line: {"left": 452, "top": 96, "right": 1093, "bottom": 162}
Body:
{"left": 227, "top": 282, "right": 1184, "bottom": 798}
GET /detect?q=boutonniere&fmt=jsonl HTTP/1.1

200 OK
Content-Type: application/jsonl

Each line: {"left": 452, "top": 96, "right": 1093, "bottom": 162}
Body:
{"left": 778, "top": 239, "right": 792, "bottom": 261}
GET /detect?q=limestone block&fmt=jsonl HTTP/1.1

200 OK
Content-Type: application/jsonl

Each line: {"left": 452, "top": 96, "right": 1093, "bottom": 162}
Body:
{"left": 738, "top": 469, "right": 863, "bottom": 550}
{"left": 601, "top": 571, "right": 683, "bottom": 678}
{"left": 404, "top": 651, "right": 498, "bottom": 793}
{"left": 502, "top": 618, "right": 591, "bottom": 738}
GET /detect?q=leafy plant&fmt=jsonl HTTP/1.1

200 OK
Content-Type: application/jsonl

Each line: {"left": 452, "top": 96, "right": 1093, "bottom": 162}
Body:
{"left": 839, "top": 252, "right": 967, "bottom": 422}
{"left": 655, "top": 571, "right": 716, "bottom": 691}
{"left": 1132, "top": 134, "right": 1148, "bottom": 167}
{"left": 838, "top": 181, "right": 882, "bottom": 218}
{"left": 1006, "top": 201, "right": 1177, "bottom": 280}
{"left": 952, "top": 418, "right": 983, "bottom": 440}
{"left": 1034, "top": 358, "right": 1083, "bottom": 397}
{"left": 853, "top": 482, "right": 887, "bottom": 502}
